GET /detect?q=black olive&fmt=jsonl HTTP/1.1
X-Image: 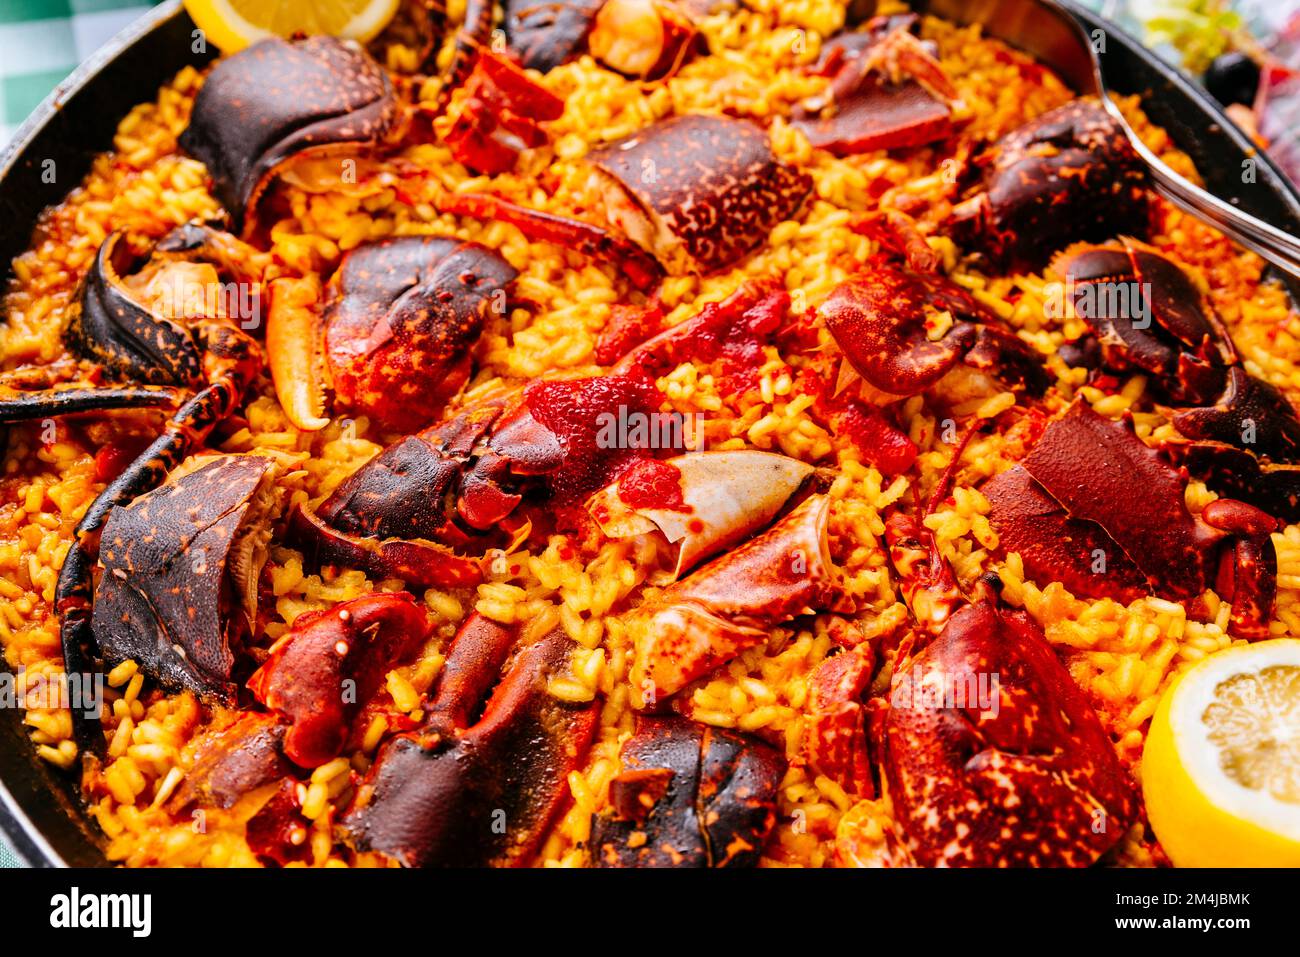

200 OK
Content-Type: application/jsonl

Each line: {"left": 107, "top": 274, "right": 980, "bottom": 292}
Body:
{"left": 1204, "top": 51, "right": 1261, "bottom": 108}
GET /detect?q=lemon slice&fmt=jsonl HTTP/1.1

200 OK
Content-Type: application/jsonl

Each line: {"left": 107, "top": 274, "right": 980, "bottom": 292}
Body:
{"left": 1143, "top": 639, "right": 1300, "bottom": 867}
{"left": 184, "top": 0, "right": 400, "bottom": 54}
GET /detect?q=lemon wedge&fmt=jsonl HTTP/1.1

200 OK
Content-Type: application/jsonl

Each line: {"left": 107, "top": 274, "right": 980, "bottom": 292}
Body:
{"left": 1143, "top": 638, "right": 1300, "bottom": 867}
{"left": 184, "top": 0, "right": 400, "bottom": 54}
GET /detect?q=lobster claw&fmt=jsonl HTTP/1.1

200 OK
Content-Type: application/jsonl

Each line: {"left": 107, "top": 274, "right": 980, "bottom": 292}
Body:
{"left": 247, "top": 593, "right": 433, "bottom": 768}
{"left": 324, "top": 237, "right": 516, "bottom": 434}
{"left": 587, "top": 450, "right": 815, "bottom": 579}
{"left": 884, "top": 601, "right": 1136, "bottom": 866}
{"left": 590, "top": 715, "right": 785, "bottom": 867}
{"left": 1174, "top": 366, "right": 1300, "bottom": 461}
{"left": 343, "top": 618, "right": 599, "bottom": 867}
{"left": 629, "top": 493, "right": 841, "bottom": 702}
{"left": 1049, "top": 239, "right": 1230, "bottom": 404}
{"left": 984, "top": 400, "right": 1280, "bottom": 637}
{"left": 66, "top": 231, "right": 206, "bottom": 387}
{"left": 587, "top": 114, "right": 812, "bottom": 274}
{"left": 819, "top": 265, "right": 1047, "bottom": 398}
{"left": 267, "top": 236, "right": 517, "bottom": 434}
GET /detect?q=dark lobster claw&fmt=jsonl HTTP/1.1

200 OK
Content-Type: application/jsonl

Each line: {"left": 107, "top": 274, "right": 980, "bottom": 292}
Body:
{"left": 1049, "top": 239, "right": 1230, "bottom": 405}
{"left": 590, "top": 715, "right": 785, "bottom": 867}
{"left": 884, "top": 601, "right": 1136, "bottom": 866}
{"left": 179, "top": 36, "right": 404, "bottom": 234}
{"left": 949, "top": 99, "right": 1149, "bottom": 272}
{"left": 93, "top": 455, "right": 279, "bottom": 700}
{"left": 66, "top": 231, "right": 204, "bottom": 387}
{"left": 247, "top": 593, "right": 433, "bottom": 768}
{"left": 1174, "top": 366, "right": 1300, "bottom": 462}
{"left": 819, "top": 265, "right": 1047, "bottom": 397}
{"left": 342, "top": 617, "right": 599, "bottom": 866}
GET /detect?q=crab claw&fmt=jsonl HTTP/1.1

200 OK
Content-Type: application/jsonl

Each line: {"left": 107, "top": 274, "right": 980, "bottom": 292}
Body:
{"left": 884, "top": 601, "right": 1136, "bottom": 866}
{"left": 247, "top": 593, "right": 433, "bottom": 768}
{"left": 343, "top": 621, "right": 598, "bottom": 867}
{"left": 587, "top": 450, "right": 814, "bottom": 578}
{"left": 819, "top": 265, "right": 1047, "bottom": 398}
{"left": 590, "top": 715, "right": 785, "bottom": 867}
{"left": 587, "top": 114, "right": 812, "bottom": 274}
{"left": 629, "top": 493, "right": 841, "bottom": 702}
{"left": 179, "top": 37, "right": 404, "bottom": 235}
{"left": 949, "top": 99, "right": 1148, "bottom": 272}
{"left": 93, "top": 455, "right": 280, "bottom": 701}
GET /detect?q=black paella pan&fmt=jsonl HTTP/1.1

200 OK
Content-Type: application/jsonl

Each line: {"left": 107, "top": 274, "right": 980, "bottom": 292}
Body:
{"left": 0, "top": 0, "right": 1298, "bottom": 866}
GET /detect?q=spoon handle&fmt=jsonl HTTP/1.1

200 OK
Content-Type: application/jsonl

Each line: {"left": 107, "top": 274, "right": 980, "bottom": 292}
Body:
{"left": 1106, "top": 102, "right": 1300, "bottom": 281}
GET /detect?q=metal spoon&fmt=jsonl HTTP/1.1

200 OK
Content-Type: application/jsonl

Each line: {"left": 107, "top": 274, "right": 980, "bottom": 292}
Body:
{"left": 914, "top": 0, "right": 1300, "bottom": 280}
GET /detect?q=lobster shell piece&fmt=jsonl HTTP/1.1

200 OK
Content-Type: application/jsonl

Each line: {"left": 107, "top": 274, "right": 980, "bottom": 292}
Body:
{"left": 343, "top": 625, "right": 598, "bottom": 867}
{"left": 985, "top": 402, "right": 1224, "bottom": 602}
{"left": 93, "top": 455, "right": 278, "bottom": 701}
{"left": 884, "top": 601, "right": 1136, "bottom": 866}
{"left": 323, "top": 237, "right": 518, "bottom": 434}
{"left": 180, "top": 37, "right": 402, "bottom": 234}
{"left": 505, "top": 0, "right": 606, "bottom": 72}
{"left": 587, "top": 114, "right": 812, "bottom": 273}
{"left": 981, "top": 464, "right": 1150, "bottom": 604}
{"left": 1019, "top": 402, "right": 1220, "bottom": 599}
{"left": 590, "top": 715, "right": 784, "bottom": 867}
{"left": 166, "top": 712, "right": 289, "bottom": 812}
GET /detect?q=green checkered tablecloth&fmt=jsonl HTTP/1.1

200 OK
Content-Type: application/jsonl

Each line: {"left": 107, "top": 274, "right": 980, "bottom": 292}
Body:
{"left": 0, "top": 0, "right": 157, "bottom": 146}
{"left": 1, "top": 0, "right": 158, "bottom": 866}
